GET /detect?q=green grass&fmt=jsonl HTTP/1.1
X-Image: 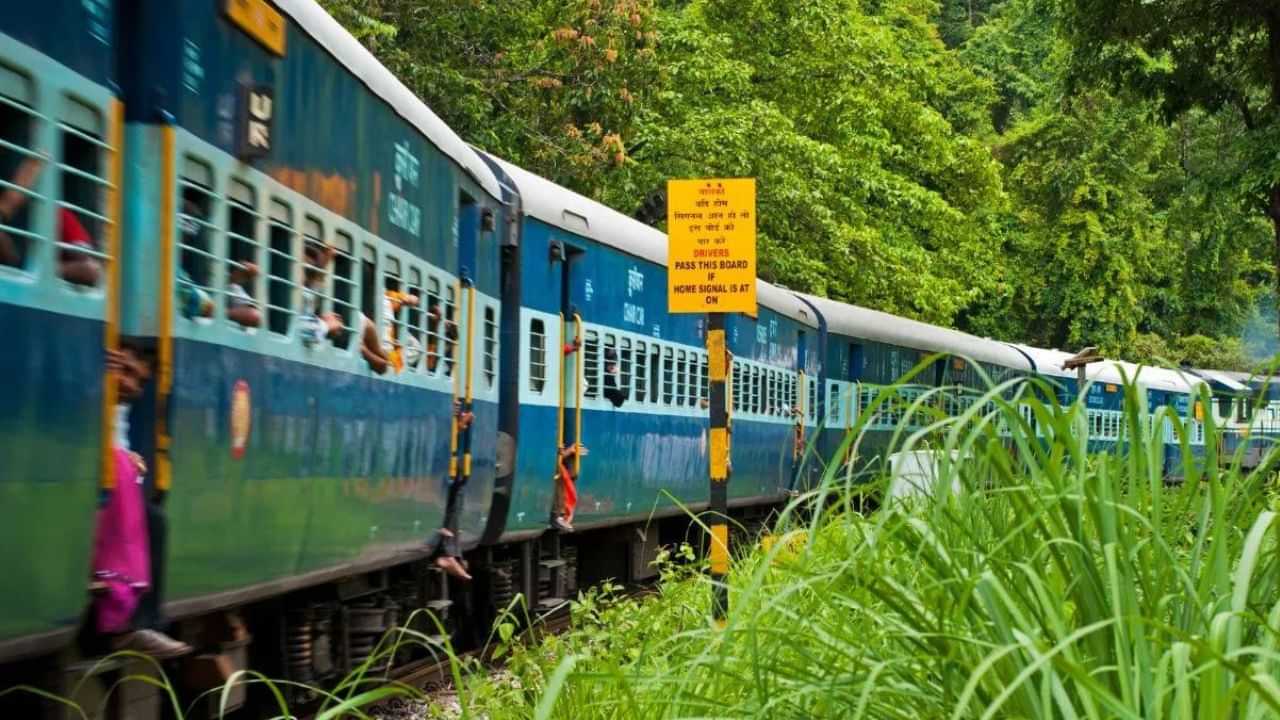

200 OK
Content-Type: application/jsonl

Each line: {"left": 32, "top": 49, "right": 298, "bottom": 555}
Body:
{"left": 454, "top": 375, "right": 1280, "bottom": 719}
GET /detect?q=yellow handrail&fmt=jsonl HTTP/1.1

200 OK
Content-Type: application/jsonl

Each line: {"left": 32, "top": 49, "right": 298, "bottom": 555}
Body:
{"left": 464, "top": 286, "right": 476, "bottom": 405}
{"left": 462, "top": 286, "right": 477, "bottom": 477}
{"left": 796, "top": 371, "right": 806, "bottom": 461}
{"left": 448, "top": 280, "right": 464, "bottom": 480}
{"left": 99, "top": 99, "right": 123, "bottom": 492}
{"left": 154, "top": 124, "right": 176, "bottom": 493}
{"left": 573, "top": 312, "right": 584, "bottom": 476}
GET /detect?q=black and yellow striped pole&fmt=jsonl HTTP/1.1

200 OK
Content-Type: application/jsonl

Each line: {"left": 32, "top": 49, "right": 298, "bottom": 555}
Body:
{"left": 707, "top": 312, "right": 730, "bottom": 621}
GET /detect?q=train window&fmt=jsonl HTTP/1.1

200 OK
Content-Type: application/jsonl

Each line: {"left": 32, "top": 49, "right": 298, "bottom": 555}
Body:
{"left": 225, "top": 180, "right": 262, "bottom": 328}
{"left": 425, "top": 277, "right": 443, "bottom": 374}
{"left": 359, "top": 242, "right": 377, "bottom": 333}
{"left": 266, "top": 200, "right": 295, "bottom": 335}
{"left": 444, "top": 284, "right": 457, "bottom": 376}
{"left": 752, "top": 366, "right": 762, "bottom": 412}
{"left": 529, "top": 318, "right": 547, "bottom": 393}
{"left": 779, "top": 371, "right": 789, "bottom": 416}
{"left": 676, "top": 350, "right": 689, "bottom": 406}
{"left": 700, "top": 354, "right": 709, "bottom": 404}
{"left": 788, "top": 375, "right": 798, "bottom": 414}
{"left": 684, "top": 352, "right": 695, "bottom": 406}
{"left": 768, "top": 368, "right": 778, "bottom": 415}
{"left": 0, "top": 73, "right": 39, "bottom": 272}
{"left": 330, "top": 230, "right": 356, "bottom": 348}
{"left": 748, "top": 366, "right": 759, "bottom": 415}
{"left": 633, "top": 340, "right": 647, "bottom": 402}
{"left": 662, "top": 347, "right": 674, "bottom": 405}
{"left": 55, "top": 98, "right": 111, "bottom": 287}
{"left": 763, "top": 369, "right": 773, "bottom": 415}
{"left": 404, "top": 267, "right": 424, "bottom": 369}
{"left": 619, "top": 338, "right": 632, "bottom": 391}
{"left": 177, "top": 158, "right": 215, "bottom": 320}
{"left": 689, "top": 353, "right": 700, "bottom": 407}
{"left": 583, "top": 330, "right": 600, "bottom": 399}
{"left": 650, "top": 345, "right": 661, "bottom": 404}
{"left": 1216, "top": 396, "right": 1231, "bottom": 420}
{"left": 808, "top": 376, "right": 818, "bottom": 421}
{"left": 383, "top": 258, "right": 418, "bottom": 370}
{"left": 737, "top": 358, "right": 747, "bottom": 409}
{"left": 762, "top": 368, "right": 773, "bottom": 415}
{"left": 766, "top": 369, "right": 775, "bottom": 415}
{"left": 483, "top": 305, "right": 497, "bottom": 387}
{"left": 687, "top": 351, "right": 698, "bottom": 406}
{"left": 603, "top": 334, "right": 619, "bottom": 396}
{"left": 828, "top": 383, "right": 840, "bottom": 424}
{"left": 299, "top": 215, "right": 326, "bottom": 341}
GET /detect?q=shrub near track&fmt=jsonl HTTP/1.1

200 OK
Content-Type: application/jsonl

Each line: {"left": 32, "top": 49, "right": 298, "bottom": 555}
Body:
{"left": 458, "top": 377, "right": 1280, "bottom": 720}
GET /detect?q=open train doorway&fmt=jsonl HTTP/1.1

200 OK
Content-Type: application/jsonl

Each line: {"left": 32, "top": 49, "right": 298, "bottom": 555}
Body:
{"left": 553, "top": 238, "right": 586, "bottom": 524}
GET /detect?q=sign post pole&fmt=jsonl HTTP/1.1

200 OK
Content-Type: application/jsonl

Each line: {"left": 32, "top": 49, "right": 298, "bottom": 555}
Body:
{"left": 707, "top": 311, "right": 730, "bottom": 621}
{"left": 666, "top": 178, "right": 757, "bottom": 624}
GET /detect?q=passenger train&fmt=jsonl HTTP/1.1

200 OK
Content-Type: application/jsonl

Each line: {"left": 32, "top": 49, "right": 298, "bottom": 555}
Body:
{"left": 0, "top": 0, "right": 1262, "bottom": 713}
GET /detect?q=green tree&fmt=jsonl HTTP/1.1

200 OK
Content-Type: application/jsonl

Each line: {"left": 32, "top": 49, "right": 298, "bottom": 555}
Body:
{"left": 1062, "top": 0, "right": 1280, "bottom": 338}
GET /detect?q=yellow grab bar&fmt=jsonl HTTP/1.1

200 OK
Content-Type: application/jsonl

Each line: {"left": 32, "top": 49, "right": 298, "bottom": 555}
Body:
{"left": 100, "top": 99, "right": 124, "bottom": 492}
{"left": 464, "top": 286, "right": 476, "bottom": 404}
{"left": 573, "top": 313, "right": 584, "bottom": 476}
{"left": 448, "top": 280, "right": 463, "bottom": 478}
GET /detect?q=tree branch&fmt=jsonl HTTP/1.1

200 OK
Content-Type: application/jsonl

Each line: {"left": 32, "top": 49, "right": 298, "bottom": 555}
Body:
{"left": 1233, "top": 94, "right": 1257, "bottom": 130}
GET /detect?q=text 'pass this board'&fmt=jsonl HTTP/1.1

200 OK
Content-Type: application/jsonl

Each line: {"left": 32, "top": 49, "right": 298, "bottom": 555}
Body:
{"left": 667, "top": 178, "right": 757, "bottom": 315}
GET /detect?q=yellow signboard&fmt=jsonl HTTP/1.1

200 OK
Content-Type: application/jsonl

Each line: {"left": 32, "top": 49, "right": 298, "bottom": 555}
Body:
{"left": 667, "top": 178, "right": 757, "bottom": 314}
{"left": 224, "top": 0, "right": 287, "bottom": 57}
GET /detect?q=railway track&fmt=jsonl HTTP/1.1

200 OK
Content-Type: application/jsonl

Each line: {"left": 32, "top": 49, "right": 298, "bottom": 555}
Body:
{"left": 303, "top": 587, "right": 651, "bottom": 720}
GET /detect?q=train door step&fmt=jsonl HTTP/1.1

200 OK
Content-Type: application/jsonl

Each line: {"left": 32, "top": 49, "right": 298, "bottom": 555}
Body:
{"left": 427, "top": 598, "right": 453, "bottom": 612}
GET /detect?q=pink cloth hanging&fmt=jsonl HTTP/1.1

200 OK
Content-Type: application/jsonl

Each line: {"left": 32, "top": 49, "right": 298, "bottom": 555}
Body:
{"left": 92, "top": 448, "right": 151, "bottom": 634}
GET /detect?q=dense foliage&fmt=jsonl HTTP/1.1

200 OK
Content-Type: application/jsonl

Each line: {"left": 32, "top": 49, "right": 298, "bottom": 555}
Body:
{"left": 321, "top": 0, "right": 1278, "bottom": 368}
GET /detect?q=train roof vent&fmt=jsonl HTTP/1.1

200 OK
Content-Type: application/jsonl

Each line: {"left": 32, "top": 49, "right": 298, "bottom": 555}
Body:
{"left": 561, "top": 210, "right": 589, "bottom": 234}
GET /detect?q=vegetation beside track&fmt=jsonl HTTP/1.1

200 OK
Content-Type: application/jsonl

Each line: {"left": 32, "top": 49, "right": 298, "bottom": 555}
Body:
{"left": 445, "top": 381, "right": 1280, "bottom": 719}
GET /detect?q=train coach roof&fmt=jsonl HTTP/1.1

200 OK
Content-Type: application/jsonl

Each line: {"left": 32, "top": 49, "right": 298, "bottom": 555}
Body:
{"left": 798, "top": 293, "right": 1030, "bottom": 370}
{"left": 1120, "top": 364, "right": 1206, "bottom": 394}
{"left": 276, "top": 0, "right": 501, "bottom": 198}
{"left": 1189, "top": 368, "right": 1250, "bottom": 393}
{"left": 1013, "top": 345, "right": 1127, "bottom": 384}
{"left": 1014, "top": 345, "right": 1205, "bottom": 393}
{"left": 485, "top": 154, "right": 816, "bottom": 327}
{"left": 486, "top": 154, "right": 668, "bottom": 264}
